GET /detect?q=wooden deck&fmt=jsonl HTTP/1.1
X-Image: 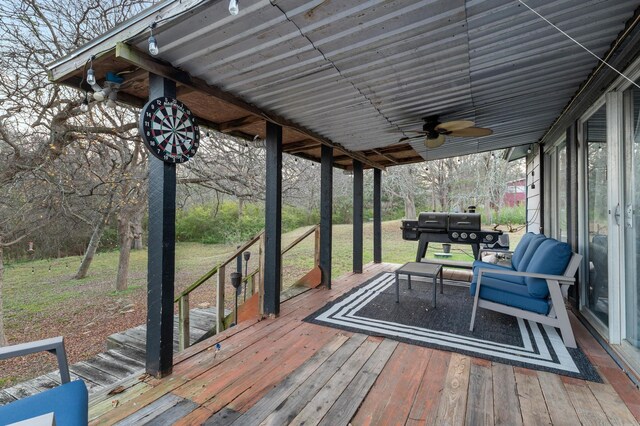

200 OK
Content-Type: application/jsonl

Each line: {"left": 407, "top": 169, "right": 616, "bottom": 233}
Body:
{"left": 88, "top": 263, "right": 640, "bottom": 425}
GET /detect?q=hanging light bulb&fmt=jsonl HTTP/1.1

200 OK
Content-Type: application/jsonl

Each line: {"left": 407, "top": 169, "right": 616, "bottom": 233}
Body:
{"left": 148, "top": 35, "right": 159, "bottom": 56}
{"left": 148, "top": 23, "right": 159, "bottom": 56}
{"left": 229, "top": 0, "right": 239, "bottom": 15}
{"left": 80, "top": 93, "right": 89, "bottom": 112}
{"left": 86, "top": 67, "right": 96, "bottom": 86}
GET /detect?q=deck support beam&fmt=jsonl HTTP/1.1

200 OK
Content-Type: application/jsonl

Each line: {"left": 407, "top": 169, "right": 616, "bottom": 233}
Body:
{"left": 264, "top": 122, "right": 283, "bottom": 315}
{"left": 373, "top": 168, "right": 382, "bottom": 263}
{"left": 353, "top": 160, "right": 363, "bottom": 273}
{"left": 320, "top": 145, "right": 333, "bottom": 288}
{"left": 145, "top": 74, "right": 176, "bottom": 378}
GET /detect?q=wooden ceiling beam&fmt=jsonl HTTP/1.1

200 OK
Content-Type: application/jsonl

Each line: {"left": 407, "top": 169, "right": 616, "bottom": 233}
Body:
{"left": 114, "top": 43, "right": 385, "bottom": 171}
{"left": 218, "top": 115, "right": 264, "bottom": 133}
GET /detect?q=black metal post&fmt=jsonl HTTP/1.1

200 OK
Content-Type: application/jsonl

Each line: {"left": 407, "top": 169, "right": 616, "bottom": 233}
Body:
{"left": 230, "top": 272, "right": 242, "bottom": 326}
{"left": 373, "top": 168, "right": 382, "bottom": 263}
{"left": 353, "top": 160, "right": 363, "bottom": 273}
{"left": 320, "top": 145, "right": 333, "bottom": 288}
{"left": 146, "top": 74, "right": 176, "bottom": 378}
{"left": 264, "top": 121, "right": 282, "bottom": 315}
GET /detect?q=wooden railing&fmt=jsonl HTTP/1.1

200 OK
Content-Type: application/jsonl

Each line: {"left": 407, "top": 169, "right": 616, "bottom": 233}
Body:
{"left": 175, "top": 224, "right": 320, "bottom": 351}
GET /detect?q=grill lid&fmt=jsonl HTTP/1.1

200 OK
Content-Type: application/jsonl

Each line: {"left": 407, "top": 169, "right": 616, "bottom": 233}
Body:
{"left": 448, "top": 213, "right": 481, "bottom": 231}
{"left": 418, "top": 212, "right": 448, "bottom": 230}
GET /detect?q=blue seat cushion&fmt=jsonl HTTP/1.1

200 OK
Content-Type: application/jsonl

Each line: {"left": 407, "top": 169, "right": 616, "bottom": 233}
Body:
{"left": 472, "top": 261, "right": 523, "bottom": 284}
{"left": 0, "top": 380, "right": 88, "bottom": 426}
{"left": 510, "top": 232, "right": 537, "bottom": 270}
{"left": 515, "top": 234, "right": 547, "bottom": 272}
{"left": 525, "top": 239, "right": 573, "bottom": 298}
{"left": 470, "top": 276, "right": 551, "bottom": 315}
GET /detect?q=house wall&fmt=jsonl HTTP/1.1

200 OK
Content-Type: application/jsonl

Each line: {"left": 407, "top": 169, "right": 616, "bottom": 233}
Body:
{"left": 526, "top": 145, "right": 543, "bottom": 234}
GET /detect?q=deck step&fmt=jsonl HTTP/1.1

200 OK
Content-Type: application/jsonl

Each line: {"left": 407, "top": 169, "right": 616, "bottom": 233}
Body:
{"left": 0, "top": 307, "right": 219, "bottom": 406}
{"left": 106, "top": 307, "right": 219, "bottom": 354}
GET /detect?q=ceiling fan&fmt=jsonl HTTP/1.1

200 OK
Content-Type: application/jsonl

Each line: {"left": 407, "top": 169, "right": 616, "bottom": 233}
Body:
{"left": 399, "top": 116, "right": 493, "bottom": 148}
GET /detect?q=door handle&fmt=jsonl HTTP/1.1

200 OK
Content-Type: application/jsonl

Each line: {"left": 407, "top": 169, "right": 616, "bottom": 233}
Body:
{"left": 614, "top": 203, "right": 621, "bottom": 226}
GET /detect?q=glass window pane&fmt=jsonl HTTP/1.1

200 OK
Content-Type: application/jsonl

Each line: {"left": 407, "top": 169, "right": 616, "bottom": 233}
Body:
{"left": 585, "top": 105, "right": 608, "bottom": 326}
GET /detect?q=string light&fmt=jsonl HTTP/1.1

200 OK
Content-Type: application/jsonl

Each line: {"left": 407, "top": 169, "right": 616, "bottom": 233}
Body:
{"left": 80, "top": 92, "right": 89, "bottom": 112}
{"left": 148, "top": 23, "right": 159, "bottom": 56}
{"left": 229, "top": 0, "right": 239, "bottom": 15}
{"left": 86, "top": 67, "right": 95, "bottom": 86}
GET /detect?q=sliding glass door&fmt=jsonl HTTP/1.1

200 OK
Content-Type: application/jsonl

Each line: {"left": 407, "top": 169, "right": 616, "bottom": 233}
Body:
{"left": 624, "top": 85, "right": 640, "bottom": 350}
{"left": 583, "top": 105, "right": 609, "bottom": 326}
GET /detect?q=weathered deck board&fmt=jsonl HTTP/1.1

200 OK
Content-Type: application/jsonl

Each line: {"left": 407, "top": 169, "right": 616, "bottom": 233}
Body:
{"left": 406, "top": 349, "right": 451, "bottom": 424}
{"left": 492, "top": 363, "right": 523, "bottom": 426}
{"left": 231, "top": 334, "right": 350, "bottom": 425}
{"left": 113, "top": 392, "right": 184, "bottom": 426}
{"left": 318, "top": 338, "right": 398, "bottom": 426}
{"left": 203, "top": 323, "right": 337, "bottom": 413}
{"left": 0, "top": 389, "right": 17, "bottom": 405}
{"left": 565, "top": 383, "right": 611, "bottom": 426}
{"left": 71, "top": 361, "right": 122, "bottom": 387}
{"left": 257, "top": 334, "right": 369, "bottom": 425}
{"left": 465, "top": 362, "right": 494, "bottom": 425}
{"left": 587, "top": 382, "right": 638, "bottom": 425}
{"left": 289, "top": 337, "right": 381, "bottom": 425}
{"left": 537, "top": 371, "right": 580, "bottom": 426}
{"left": 514, "top": 371, "right": 552, "bottom": 425}
{"left": 352, "top": 343, "right": 432, "bottom": 425}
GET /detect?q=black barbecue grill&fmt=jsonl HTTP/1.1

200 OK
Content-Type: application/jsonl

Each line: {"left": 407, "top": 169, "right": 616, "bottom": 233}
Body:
{"left": 401, "top": 212, "right": 505, "bottom": 261}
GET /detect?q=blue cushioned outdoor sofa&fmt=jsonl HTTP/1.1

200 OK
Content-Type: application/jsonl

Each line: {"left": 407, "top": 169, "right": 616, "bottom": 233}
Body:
{"left": 469, "top": 232, "right": 582, "bottom": 348}
{"left": 0, "top": 337, "right": 88, "bottom": 426}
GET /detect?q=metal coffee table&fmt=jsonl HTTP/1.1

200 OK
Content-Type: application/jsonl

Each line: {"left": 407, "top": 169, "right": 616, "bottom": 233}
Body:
{"left": 395, "top": 262, "right": 443, "bottom": 307}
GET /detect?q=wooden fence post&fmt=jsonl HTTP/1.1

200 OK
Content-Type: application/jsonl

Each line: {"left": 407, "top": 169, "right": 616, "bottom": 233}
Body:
{"left": 314, "top": 226, "right": 321, "bottom": 267}
{"left": 178, "top": 295, "right": 190, "bottom": 351}
{"left": 258, "top": 234, "right": 265, "bottom": 316}
{"left": 216, "top": 265, "right": 226, "bottom": 334}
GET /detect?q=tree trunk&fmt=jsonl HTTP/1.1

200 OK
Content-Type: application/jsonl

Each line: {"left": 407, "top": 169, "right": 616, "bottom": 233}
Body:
{"left": 75, "top": 214, "right": 108, "bottom": 279}
{"left": 116, "top": 217, "right": 132, "bottom": 292}
{"left": 131, "top": 211, "right": 144, "bottom": 250}
{"left": 0, "top": 243, "right": 7, "bottom": 346}
{"left": 404, "top": 193, "right": 416, "bottom": 219}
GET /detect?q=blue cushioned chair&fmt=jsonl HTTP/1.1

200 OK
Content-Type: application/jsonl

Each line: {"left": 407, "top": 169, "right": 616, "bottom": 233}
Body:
{"left": 469, "top": 235, "right": 582, "bottom": 348}
{"left": 0, "top": 337, "right": 88, "bottom": 426}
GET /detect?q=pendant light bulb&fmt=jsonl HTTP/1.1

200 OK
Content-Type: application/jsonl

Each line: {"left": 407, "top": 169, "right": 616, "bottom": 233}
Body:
{"left": 229, "top": 0, "right": 239, "bottom": 15}
{"left": 148, "top": 35, "right": 159, "bottom": 56}
{"left": 86, "top": 68, "right": 96, "bottom": 86}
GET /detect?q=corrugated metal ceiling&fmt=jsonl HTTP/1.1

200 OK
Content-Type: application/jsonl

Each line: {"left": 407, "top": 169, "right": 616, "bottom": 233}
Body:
{"left": 66, "top": 0, "right": 640, "bottom": 162}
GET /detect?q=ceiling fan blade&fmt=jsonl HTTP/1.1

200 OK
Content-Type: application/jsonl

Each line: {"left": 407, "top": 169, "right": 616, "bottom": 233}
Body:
{"left": 425, "top": 134, "right": 446, "bottom": 148}
{"left": 435, "top": 120, "right": 474, "bottom": 132}
{"left": 405, "top": 130, "right": 429, "bottom": 134}
{"left": 398, "top": 135, "right": 425, "bottom": 143}
{"left": 448, "top": 127, "right": 493, "bottom": 137}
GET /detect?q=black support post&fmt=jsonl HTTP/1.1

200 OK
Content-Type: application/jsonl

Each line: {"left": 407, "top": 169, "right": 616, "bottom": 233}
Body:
{"left": 320, "top": 145, "right": 333, "bottom": 288}
{"left": 353, "top": 161, "right": 363, "bottom": 273}
{"left": 264, "top": 122, "right": 283, "bottom": 315}
{"left": 146, "top": 74, "right": 176, "bottom": 378}
{"left": 373, "top": 168, "right": 382, "bottom": 263}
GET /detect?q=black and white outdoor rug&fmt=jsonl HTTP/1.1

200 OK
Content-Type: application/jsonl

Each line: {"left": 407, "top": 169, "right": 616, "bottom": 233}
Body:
{"left": 305, "top": 272, "right": 601, "bottom": 382}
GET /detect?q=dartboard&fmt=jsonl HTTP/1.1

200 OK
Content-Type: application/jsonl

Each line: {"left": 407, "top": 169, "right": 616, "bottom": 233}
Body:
{"left": 139, "top": 97, "right": 200, "bottom": 163}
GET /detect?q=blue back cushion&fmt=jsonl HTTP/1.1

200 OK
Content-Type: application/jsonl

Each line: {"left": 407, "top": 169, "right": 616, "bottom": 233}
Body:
{"left": 525, "top": 239, "right": 573, "bottom": 298}
{"left": 515, "top": 234, "right": 547, "bottom": 272}
{"left": 511, "top": 232, "right": 537, "bottom": 270}
{"left": 0, "top": 380, "right": 88, "bottom": 426}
